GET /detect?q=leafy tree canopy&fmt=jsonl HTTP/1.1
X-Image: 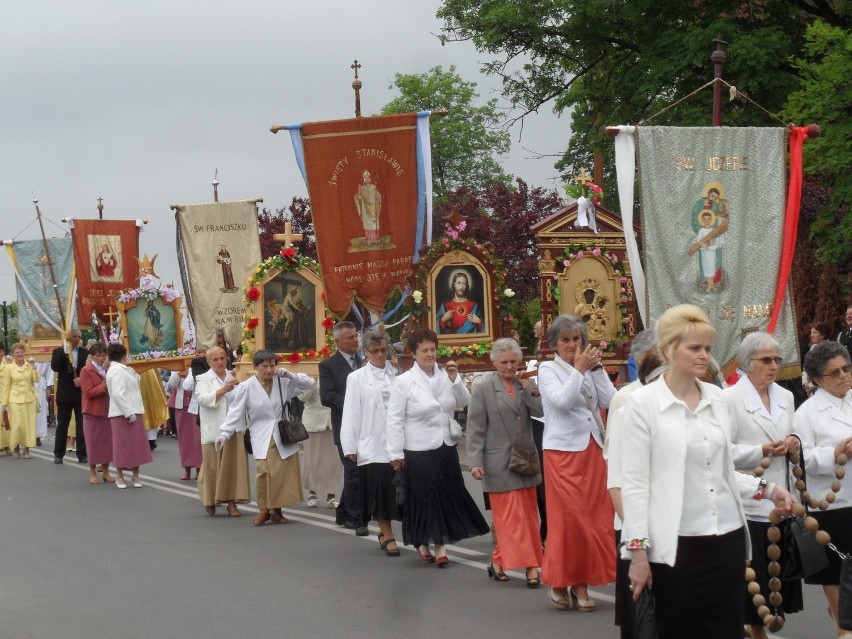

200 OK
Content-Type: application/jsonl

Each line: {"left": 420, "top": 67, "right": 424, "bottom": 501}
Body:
{"left": 381, "top": 65, "right": 511, "bottom": 200}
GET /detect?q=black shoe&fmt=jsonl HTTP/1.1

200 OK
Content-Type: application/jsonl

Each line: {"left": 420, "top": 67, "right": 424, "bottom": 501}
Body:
{"left": 149, "top": 441, "right": 157, "bottom": 451}
{"left": 339, "top": 520, "right": 356, "bottom": 529}
{"left": 355, "top": 526, "right": 369, "bottom": 537}
{"left": 53, "top": 457, "right": 63, "bottom": 464}
{"left": 36, "top": 438, "right": 42, "bottom": 447}
{"left": 78, "top": 457, "right": 88, "bottom": 464}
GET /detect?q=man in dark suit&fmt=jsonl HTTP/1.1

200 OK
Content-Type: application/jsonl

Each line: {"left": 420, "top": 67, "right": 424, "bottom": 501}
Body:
{"left": 839, "top": 305, "right": 852, "bottom": 359}
{"left": 319, "top": 321, "right": 366, "bottom": 535}
{"left": 51, "top": 329, "right": 87, "bottom": 464}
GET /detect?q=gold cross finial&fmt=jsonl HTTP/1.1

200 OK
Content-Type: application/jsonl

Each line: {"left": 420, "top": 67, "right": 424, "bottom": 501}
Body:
{"left": 273, "top": 221, "right": 303, "bottom": 248}
{"left": 102, "top": 306, "right": 119, "bottom": 325}
{"left": 573, "top": 167, "right": 593, "bottom": 187}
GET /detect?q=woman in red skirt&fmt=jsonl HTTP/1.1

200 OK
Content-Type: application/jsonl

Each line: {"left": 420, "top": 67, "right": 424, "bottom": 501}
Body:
{"left": 538, "top": 315, "right": 617, "bottom": 611}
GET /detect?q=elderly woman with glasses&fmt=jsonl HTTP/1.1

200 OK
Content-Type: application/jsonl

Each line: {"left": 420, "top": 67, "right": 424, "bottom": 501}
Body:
{"left": 796, "top": 340, "right": 852, "bottom": 637}
{"left": 340, "top": 330, "right": 400, "bottom": 556}
{"left": 466, "top": 337, "right": 544, "bottom": 586}
{"left": 538, "top": 315, "right": 617, "bottom": 611}
{"left": 724, "top": 332, "right": 802, "bottom": 639}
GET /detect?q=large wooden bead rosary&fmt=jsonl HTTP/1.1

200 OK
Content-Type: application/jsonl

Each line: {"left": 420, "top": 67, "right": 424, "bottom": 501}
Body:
{"left": 744, "top": 450, "right": 848, "bottom": 632}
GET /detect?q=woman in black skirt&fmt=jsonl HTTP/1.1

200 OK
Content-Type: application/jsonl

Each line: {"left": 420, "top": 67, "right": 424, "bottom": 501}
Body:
{"left": 796, "top": 340, "right": 852, "bottom": 637}
{"left": 340, "top": 330, "right": 401, "bottom": 556}
{"left": 724, "top": 331, "right": 803, "bottom": 639}
{"left": 386, "top": 327, "right": 489, "bottom": 566}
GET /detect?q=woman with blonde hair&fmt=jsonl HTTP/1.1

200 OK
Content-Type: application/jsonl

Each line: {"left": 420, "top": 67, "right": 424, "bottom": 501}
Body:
{"left": 622, "top": 305, "right": 793, "bottom": 638}
{"left": 0, "top": 343, "right": 40, "bottom": 459}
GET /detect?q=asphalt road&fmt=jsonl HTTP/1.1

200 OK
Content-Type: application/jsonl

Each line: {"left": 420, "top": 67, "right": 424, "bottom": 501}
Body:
{"left": 0, "top": 433, "right": 837, "bottom": 639}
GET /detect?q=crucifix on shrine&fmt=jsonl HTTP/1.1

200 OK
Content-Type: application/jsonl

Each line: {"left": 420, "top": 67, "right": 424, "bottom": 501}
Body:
{"left": 352, "top": 59, "right": 362, "bottom": 118}
{"left": 273, "top": 221, "right": 303, "bottom": 248}
{"left": 102, "top": 305, "right": 119, "bottom": 326}
{"left": 573, "top": 167, "right": 594, "bottom": 187}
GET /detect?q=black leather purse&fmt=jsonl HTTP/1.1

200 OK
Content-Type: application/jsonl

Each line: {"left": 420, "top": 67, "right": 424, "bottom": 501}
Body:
{"left": 784, "top": 434, "right": 829, "bottom": 579}
{"left": 276, "top": 378, "right": 309, "bottom": 444}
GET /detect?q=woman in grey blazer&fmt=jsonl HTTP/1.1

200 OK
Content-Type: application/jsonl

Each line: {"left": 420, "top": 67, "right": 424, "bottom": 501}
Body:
{"left": 467, "top": 338, "right": 544, "bottom": 586}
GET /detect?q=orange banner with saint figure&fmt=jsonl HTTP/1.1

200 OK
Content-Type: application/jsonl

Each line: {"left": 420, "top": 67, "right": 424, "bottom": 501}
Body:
{"left": 70, "top": 218, "right": 141, "bottom": 325}
{"left": 301, "top": 113, "right": 419, "bottom": 317}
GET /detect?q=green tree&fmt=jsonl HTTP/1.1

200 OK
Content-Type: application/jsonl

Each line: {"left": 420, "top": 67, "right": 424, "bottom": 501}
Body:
{"left": 381, "top": 65, "right": 511, "bottom": 200}
{"left": 436, "top": 1, "right": 850, "bottom": 266}
{"left": 782, "top": 20, "right": 852, "bottom": 268}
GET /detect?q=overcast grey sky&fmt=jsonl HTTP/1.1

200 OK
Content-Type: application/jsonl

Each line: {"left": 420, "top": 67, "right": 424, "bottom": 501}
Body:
{"left": 0, "top": 1, "right": 568, "bottom": 310}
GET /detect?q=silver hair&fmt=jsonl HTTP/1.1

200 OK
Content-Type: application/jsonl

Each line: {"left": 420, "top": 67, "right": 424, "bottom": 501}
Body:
{"left": 804, "top": 341, "right": 851, "bottom": 385}
{"left": 547, "top": 315, "right": 588, "bottom": 351}
{"left": 332, "top": 321, "right": 357, "bottom": 338}
{"left": 362, "top": 329, "right": 390, "bottom": 350}
{"left": 489, "top": 337, "right": 523, "bottom": 363}
{"left": 737, "top": 332, "right": 781, "bottom": 373}
{"left": 629, "top": 328, "right": 656, "bottom": 363}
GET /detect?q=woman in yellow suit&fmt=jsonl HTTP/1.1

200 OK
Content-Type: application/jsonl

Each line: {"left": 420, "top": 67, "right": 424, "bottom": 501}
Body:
{"left": 0, "top": 343, "right": 41, "bottom": 459}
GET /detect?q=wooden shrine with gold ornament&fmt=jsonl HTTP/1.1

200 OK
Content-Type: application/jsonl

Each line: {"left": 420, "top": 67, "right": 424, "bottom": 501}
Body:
{"left": 531, "top": 201, "right": 639, "bottom": 370}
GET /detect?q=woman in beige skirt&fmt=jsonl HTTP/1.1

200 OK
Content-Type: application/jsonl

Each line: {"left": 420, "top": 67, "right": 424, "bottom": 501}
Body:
{"left": 195, "top": 346, "right": 250, "bottom": 516}
{"left": 216, "top": 350, "right": 314, "bottom": 526}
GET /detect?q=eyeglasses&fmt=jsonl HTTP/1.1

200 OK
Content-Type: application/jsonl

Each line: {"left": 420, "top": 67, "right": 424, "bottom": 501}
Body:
{"left": 751, "top": 356, "right": 783, "bottom": 366}
{"left": 818, "top": 365, "right": 852, "bottom": 379}
{"left": 366, "top": 347, "right": 388, "bottom": 354}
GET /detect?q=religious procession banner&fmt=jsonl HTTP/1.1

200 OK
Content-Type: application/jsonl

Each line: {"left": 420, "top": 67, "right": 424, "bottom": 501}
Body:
{"left": 287, "top": 113, "right": 430, "bottom": 317}
{"left": 175, "top": 199, "right": 262, "bottom": 350}
{"left": 638, "top": 126, "right": 799, "bottom": 377}
{"left": 4, "top": 237, "right": 75, "bottom": 338}
{"left": 68, "top": 218, "right": 141, "bottom": 325}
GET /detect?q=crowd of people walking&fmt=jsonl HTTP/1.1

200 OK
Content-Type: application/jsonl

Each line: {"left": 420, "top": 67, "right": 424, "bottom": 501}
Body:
{"left": 4, "top": 302, "right": 851, "bottom": 638}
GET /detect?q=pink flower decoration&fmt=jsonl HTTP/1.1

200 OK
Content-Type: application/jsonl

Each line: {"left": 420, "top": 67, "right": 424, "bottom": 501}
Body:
{"left": 614, "top": 269, "right": 621, "bottom": 275}
{"left": 569, "top": 253, "right": 575, "bottom": 259}
{"left": 620, "top": 287, "right": 626, "bottom": 293}
{"left": 577, "top": 250, "right": 585, "bottom": 258}
{"left": 620, "top": 296, "right": 628, "bottom": 303}
{"left": 620, "top": 276, "right": 628, "bottom": 284}
{"left": 563, "top": 259, "right": 571, "bottom": 267}
{"left": 552, "top": 274, "right": 559, "bottom": 281}
{"left": 599, "top": 340, "right": 608, "bottom": 349}
{"left": 592, "top": 197, "right": 600, "bottom": 204}
{"left": 592, "top": 248, "right": 601, "bottom": 256}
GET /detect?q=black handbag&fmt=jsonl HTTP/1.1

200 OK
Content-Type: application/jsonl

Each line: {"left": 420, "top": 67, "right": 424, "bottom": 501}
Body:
{"left": 276, "top": 378, "right": 309, "bottom": 445}
{"left": 634, "top": 590, "right": 659, "bottom": 639}
{"left": 784, "top": 434, "right": 829, "bottom": 579}
{"left": 839, "top": 551, "right": 852, "bottom": 631}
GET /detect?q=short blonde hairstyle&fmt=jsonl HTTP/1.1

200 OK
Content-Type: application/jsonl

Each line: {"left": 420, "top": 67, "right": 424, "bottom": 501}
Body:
{"left": 655, "top": 304, "right": 716, "bottom": 364}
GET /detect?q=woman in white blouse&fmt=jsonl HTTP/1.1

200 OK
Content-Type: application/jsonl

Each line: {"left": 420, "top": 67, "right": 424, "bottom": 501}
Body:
{"left": 725, "top": 332, "right": 802, "bottom": 639}
{"left": 386, "top": 327, "right": 489, "bottom": 567}
{"left": 622, "top": 305, "right": 792, "bottom": 639}
{"left": 796, "top": 340, "right": 852, "bottom": 637}
{"left": 195, "top": 346, "right": 249, "bottom": 517}
{"left": 105, "top": 343, "right": 153, "bottom": 489}
{"left": 538, "top": 315, "right": 617, "bottom": 611}
{"left": 216, "top": 350, "right": 313, "bottom": 526}
{"left": 340, "top": 330, "right": 400, "bottom": 556}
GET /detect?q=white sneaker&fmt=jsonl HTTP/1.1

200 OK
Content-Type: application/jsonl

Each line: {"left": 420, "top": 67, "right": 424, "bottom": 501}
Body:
{"left": 325, "top": 498, "right": 339, "bottom": 509}
{"left": 306, "top": 495, "right": 319, "bottom": 508}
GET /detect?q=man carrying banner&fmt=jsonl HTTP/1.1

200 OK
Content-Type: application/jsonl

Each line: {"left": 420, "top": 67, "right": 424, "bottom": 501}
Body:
{"left": 51, "top": 330, "right": 87, "bottom": 464}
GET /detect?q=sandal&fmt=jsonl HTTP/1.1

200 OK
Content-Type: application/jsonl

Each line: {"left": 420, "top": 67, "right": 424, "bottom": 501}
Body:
{"left": 525, "top": 569, "right": 541, "bottom": 588}
{"left": 569, "top": 588, "right": 596, "bottom": 612}
{"left": 487, "top": 562, "right": 509, "bottom": 582}
{"left": 379, "top": 536, "right": 401, "bottom": 557}
{"left": 548, "top": 587, "right": 570, "bottom": 610}
{"left": 415, "top": 545, "right": 435, "bottom": 563}
{"left": 253, "top": 510, "right": 271, "bottom": 526}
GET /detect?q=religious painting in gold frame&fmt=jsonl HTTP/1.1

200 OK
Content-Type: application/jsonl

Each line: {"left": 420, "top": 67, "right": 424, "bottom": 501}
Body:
{"left": 557, "top": 256, "right": 621, "bottom": 345}
{"left": 116, "top": 295, "right": 184, "bottom": 355}
{"left": 251, "top": 266, "right": 326, "bottom": 356}
{"left": 427, "top": 250, "right": 493, "bottom": 344}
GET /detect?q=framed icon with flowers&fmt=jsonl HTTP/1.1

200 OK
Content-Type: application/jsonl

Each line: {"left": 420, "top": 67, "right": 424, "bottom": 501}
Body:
{"left": 241, "top": 246, "right": 335, "bottom": 364}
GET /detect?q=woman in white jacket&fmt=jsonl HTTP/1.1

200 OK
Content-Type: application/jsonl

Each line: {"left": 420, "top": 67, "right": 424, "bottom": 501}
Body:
{"left": 386, "top": 327, "right": 489, "bottom": 567}
{"left": 341, "top": 330, "right": 400, "bottom": 556}
{"left": 622, "top": 305, "right": 792, "bottom": 639}
{"left": 725, "top": 331, "right": 802, "bottom": 639}
{"left": 216, "top": 350, "right": 313, "bottom": 526}
{"left": 105, "top": 343, "right": 152, "bottom": 489}
{"left": 195, "top": 346, "right": 249, "bottom": 517}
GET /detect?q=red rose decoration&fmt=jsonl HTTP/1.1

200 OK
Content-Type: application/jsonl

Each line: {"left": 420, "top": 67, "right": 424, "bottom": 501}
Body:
{"left": 306, "top": 349, "right": 317, "bottom": 359}
{"left": 277, "top": 354, "right": 284, "bottom": 362}
{"left": 246, "top": 317, "right": 260, "bottom": 330}
{"left": 319, "top": 346, "right": 331, "bottom": 357}
{"left": 321, "top": 316, "right": 335, "bottom": 331}
{"left": 287, "top": 352, "right": 302, "bottom": 364}
{"left": 247, "top": 287, "right": 261, "bottom": 301}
